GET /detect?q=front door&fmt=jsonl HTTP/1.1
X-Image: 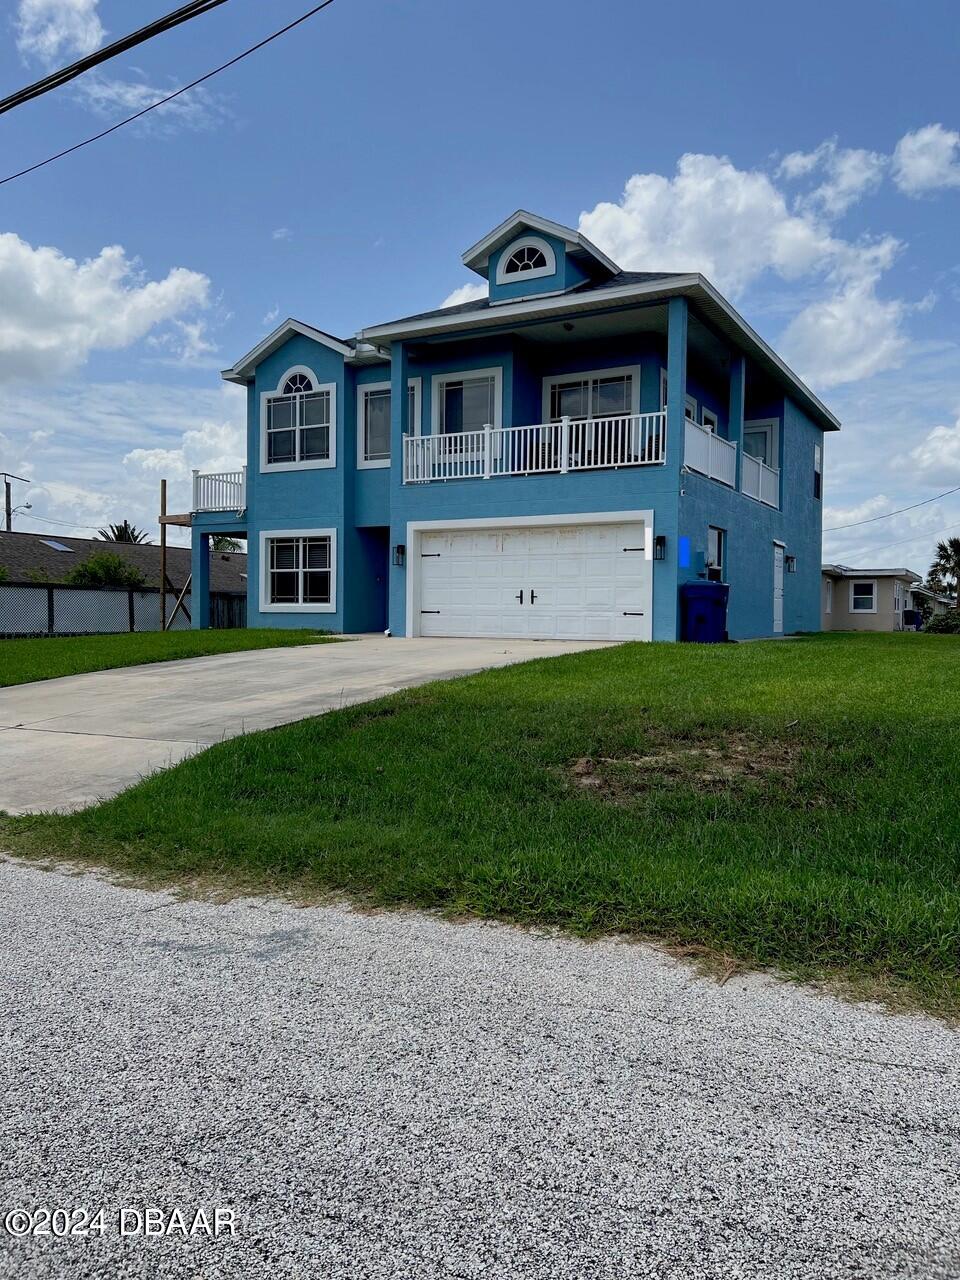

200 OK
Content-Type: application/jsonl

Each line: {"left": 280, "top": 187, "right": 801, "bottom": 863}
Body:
{"left": 773, "top": 544, "right": 784, "bottom": 634}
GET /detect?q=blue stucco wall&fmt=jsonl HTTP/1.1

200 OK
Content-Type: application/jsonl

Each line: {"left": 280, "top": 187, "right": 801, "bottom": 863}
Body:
{"left": 678, "top": 394, "right": 823, "bottom": 638}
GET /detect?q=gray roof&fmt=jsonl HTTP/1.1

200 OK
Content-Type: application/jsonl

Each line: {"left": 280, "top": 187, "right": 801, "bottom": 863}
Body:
{"left": 390, "top": 270, "right": 687, "bottom": 327}
{"left": 821, "top": 563, "right": 920, "bottom": 581}
{"left": 0, "top": 531, "right": 247, "bottom": 592}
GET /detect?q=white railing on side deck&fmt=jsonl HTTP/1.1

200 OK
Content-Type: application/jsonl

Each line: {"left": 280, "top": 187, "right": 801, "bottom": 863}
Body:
{"left": 192, "top": 466, "right": 246, "bottom": 513}
{"left": 740, "top": 453, "right": 780, "bottom": 509}
{"left": 402, "top": 412, "right": 666, "bottom": 483}
{"left": 683, "top": 419, "right": 737, "bottom": 488}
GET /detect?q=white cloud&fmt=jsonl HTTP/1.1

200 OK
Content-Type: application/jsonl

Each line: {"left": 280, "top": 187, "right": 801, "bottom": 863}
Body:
{"left": 440, "top": 282, "right": 488, "bottom": 308}
{"left": 579, "top": 151, "right": 913, "bottom": 389}
{"left": 779, "top": 275, "right": 908, "bottom": 388}
{"left": 892, "top": 124, "right": 960, "bottom": 195}
{"left": 908, "top": 417, "right": 960, "bottom": 482}
{"left": 272, "top": 227, "right": 293, "bottom": 242}
{"left": 3, "top": 381, "right": 245, "bottom": 546}
{"left": 16, "top": 0, "right": 103, "bottom": 65}
{"left": 75, "top": 74, "right": 230, "bottom": 135}
{"left": 0, "top": 232, "right": 209, "bottom": 381}
{"left": 262, "top": 305, "right": 280, "bottom": 327}
{"left": 779, "top": 140, "right": 886, "bottom": 216}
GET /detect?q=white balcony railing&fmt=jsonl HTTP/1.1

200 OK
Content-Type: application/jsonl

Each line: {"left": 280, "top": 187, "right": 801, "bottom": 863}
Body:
{"left": 192, "top": 466, "right": 246, "bottom": 513}
{"left": 402, "top": 412, "right": 666, "bottom": 484}
{"left": 683, "top": 419, "right": 737, "bottom": 487}
{"left": 741, "top": 453, "right": 780, "bottom": 508}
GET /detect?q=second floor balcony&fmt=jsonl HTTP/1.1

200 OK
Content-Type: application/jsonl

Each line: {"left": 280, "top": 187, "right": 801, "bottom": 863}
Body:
{"left": 402, "top": 412, "right": 666, "bottom": 483}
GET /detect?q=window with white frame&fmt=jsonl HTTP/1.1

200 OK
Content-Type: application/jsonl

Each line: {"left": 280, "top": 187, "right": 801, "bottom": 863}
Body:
{"left": 702, "top": 407, "right": 719, "bottom": 433}
{"left": 546, "top": 367, "right": 638, "bottom": 422}
{"left": 707, "top": 526, "right": 725, "bottom": 581}
{"left": 262, "top": 370, "right": 335, "bottom": 470}
{"left": 434, "top": 370, "right": 500, "bottom": 434}
{"left": 850, "top": 580, "right": 876, "bottom": 613}
{"left": 658, "top": 368, "right": 698, "bottom": 421}
{"left": 261, "top": 531, "right": 336, "bottom": 612}
{"left": 357, "top": 380, "right": 421, "bottom": 466}
{"left": 495, "top": 236, "right": 556, "bottom": 285}
{"left": 814, "top": 441, "right": 823, "bottom": 499}
{"left": 743, "top": 419, "right": 778, "bottom": 470}
{"left": 825, "top": 578, "right": 833, "bottom": 615}
{"left": 894, "top": 580, "right": 904, "bottom": 613}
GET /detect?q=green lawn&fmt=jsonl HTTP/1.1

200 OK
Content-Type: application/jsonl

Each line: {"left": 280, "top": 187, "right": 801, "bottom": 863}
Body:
{"left": 3, "top": 632, "right": 959, "bottom": 1013}
{"left": 0, "top": 628, "right": 335, "bottom": 687}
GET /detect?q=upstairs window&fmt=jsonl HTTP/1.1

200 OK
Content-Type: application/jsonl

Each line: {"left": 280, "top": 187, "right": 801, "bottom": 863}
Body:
{"left": 814, "top": 442, "right": 823, "bottom": 499}
{"left": 357, "top": 380, "right": 420, "bottom": 467}
{"left": 494, "top": 236, "right": 556, "bottom": 285}
{"left": 262, "top": 369, "right": 336, "bottom": 470}
{"left": 546, "top": 367, "right": 638, "bottom": 422}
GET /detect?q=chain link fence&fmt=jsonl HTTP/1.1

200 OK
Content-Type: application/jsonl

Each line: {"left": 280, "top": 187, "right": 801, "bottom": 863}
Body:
{"left": 0, "top": 582, "right": 246, "bottom": 638}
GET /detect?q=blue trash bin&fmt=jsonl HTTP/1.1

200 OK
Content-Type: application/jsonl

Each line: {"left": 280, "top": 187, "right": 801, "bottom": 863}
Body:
{"left": 680, "top": 581, "right": 730, "bottom": 643}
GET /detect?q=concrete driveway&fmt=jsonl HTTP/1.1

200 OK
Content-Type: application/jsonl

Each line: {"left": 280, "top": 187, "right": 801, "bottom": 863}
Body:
{"left": 1, "top": 857, "right": 958, "bottom": 1280}
{"left": 0, "top": 636, "right": 608, "bottom": 814}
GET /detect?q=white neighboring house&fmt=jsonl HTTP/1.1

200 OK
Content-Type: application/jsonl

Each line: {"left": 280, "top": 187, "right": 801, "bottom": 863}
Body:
{"left": 821, "top": 564, "right": 955, "bottom": 631}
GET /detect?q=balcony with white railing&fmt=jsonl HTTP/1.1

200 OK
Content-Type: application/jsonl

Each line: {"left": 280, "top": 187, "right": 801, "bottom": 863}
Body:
{"left": 683, "top": 419, "right": 737, "bottom": 488}
{"left": 402, "top": 412, "right": 666, "bottom": 484}
{"left": 740, "top": 452, "right": 780, "bottom": 508}
{"left": 192, "top": 466, "right": 247, "bottom": 514}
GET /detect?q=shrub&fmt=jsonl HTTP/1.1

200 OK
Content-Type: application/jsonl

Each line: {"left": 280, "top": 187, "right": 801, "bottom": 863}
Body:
{"left": 924, "top": 609, "right": 960, "bottom": 635}
{"left": 0, "top": 565, "right": 8, "bottom": 583}
{"left": 66, "top": 553, "right": 146, "bottom": 590}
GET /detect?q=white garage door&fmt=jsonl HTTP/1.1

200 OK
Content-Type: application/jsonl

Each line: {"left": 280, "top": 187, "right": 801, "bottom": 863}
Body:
{"left": 417, "top": 521, "right": 651, "bottom": 641}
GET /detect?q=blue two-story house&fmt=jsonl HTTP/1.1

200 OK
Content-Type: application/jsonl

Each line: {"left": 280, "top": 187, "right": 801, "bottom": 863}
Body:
{"left": 190, "top": 210, "right": 839, "bottom": 643}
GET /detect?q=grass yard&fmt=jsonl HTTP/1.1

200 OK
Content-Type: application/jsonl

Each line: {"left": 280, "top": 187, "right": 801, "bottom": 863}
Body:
{"left": 3, "top": 632, "right": 959, "bottom": 1013}
{"left": 0, "top": 628, "right": 335, "bottom": 687}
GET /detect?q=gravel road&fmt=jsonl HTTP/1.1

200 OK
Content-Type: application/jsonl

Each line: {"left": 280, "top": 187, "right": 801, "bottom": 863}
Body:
{"left": 1, "top": 856, "right": 958, "bottom": 1280}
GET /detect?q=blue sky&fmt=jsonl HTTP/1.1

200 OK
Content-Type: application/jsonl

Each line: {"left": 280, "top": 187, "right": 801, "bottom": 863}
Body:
{"left": 1, "top": 0, "right": 959, "bottom": 565}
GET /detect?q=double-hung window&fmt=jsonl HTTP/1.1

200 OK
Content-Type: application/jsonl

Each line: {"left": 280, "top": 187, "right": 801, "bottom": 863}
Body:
{"left": 357, "top": 380, "right": 421, "bottom": 468}
{"left": 850, "top": 580, "right": 876, "bottom": 613}
{"left": 262, "top": 370, "right": 336, "bottom": 471}
{"left": 261, "top": 530, "right": 336, "bottom": 613}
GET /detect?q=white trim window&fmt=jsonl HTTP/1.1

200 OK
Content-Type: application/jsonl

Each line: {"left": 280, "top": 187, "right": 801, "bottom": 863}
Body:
{"left": 744, "top": 418, "right": 780, "bottom": 471}
{"left": 495, "top": 235, "right": 557, "bottom": 285}
{"left": 814, "top": 441, "right": 823, "bottom": 499}
{"left": 543, "top": 365, "right": 640, "bottom": 422}
{"left": 658, "top": 367, "right": 698, "bottom": 421}
{"left": 357, "top": 379, "right": 422, "bottom": 467}
{"left": 261, "top": 367, "right": 336, "bottom": 473}
{"left": 432, "top": 367, "right": 502, "bottom": 435}
{"left": 260, "top": 529, "right": 336, "bottom": 613}
{"left": 701, "top": 407, "right": 719, "bottom": 433}
{"left": 850, "top": 579, "right": 877, "bottom": 614}
{"left": 707, "top": 525, "right": 725, "bottom": 581}
{"left": 825, "top": 578, "right": 833, "bottom": 615}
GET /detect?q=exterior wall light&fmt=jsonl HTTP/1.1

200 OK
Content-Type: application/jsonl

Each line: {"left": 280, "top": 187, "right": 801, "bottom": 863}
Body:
{"left": 653, "top": 535, "right": 667, "bottom": 561}
{"left": 392, "top": 543, "right": 406, "bottom": 567}
{"left": 785, "top": 555, "right": 797, "bottom": 573}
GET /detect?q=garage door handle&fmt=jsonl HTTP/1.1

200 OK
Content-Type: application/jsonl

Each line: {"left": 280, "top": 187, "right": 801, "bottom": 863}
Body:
{"left": 530, "top": 590, "right": 538, "bottom": 603}
{"left": 515, "top": 590, "right": 524, "bottom": 604}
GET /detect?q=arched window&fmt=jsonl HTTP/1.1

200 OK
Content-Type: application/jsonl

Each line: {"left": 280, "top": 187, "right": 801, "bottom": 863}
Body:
{"left": 282, "top": 372, "right": 313, "bottom": 395}
{"left": 495, "top": 236, "right": 556, "bottom": 285}
{"left": 264, "top": 367, "right": 333, "bottom": 467}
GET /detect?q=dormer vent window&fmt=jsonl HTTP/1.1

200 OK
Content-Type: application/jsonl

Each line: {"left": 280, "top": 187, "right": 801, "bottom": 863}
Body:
{"left": 494, "top": 235, "right": 556, "bottom": 285}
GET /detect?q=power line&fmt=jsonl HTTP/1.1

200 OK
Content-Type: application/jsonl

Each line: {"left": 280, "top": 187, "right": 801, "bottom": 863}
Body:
{"left": 834, "top": 520, "right": 960, "bottom": 560}
{"left": 9, "top": 512, "right": 101, "bottom": 531}
{"left": 0, "top": 1, "right": 233, "bottom": 118}
{"left": 0, "top": 0, "right": 338, "bottom": 187}
{"left": 823, "top": 483, "right": 960, "bottom": 532}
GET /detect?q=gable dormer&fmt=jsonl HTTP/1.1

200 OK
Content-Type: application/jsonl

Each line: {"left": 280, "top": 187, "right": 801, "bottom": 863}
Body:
{"left": 462, "top": 210, "right": 620, "bottom": 304}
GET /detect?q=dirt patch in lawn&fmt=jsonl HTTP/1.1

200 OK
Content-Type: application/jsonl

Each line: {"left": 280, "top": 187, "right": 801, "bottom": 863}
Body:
{"left": 569, "top": 731, "right": 803, "bottom": 801}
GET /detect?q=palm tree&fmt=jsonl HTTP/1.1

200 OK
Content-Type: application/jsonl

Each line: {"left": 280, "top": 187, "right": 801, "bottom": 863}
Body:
{"left": 98, "top": 520, "right": 150, "bottom": 544}
{"left": 211, "top": 534, "right": 242, "bottom": 552}
{"left": 927, "top": 536, "right": 960, "bottom": 595}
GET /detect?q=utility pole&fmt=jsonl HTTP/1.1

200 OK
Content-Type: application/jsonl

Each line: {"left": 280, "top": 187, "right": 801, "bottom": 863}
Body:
{"left": 1, "top": 472, "right": 30, "bottom": 531}
{"left": 159, "top": 478, "right": 167, "bottom": 629}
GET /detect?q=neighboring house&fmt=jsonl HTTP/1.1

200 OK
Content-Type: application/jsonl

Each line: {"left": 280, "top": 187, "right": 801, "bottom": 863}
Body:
{"left": 819, "top": 564, "right": 952, "bottom": 631}
{"left": 0, "top": 530, "right": 247, "bottom": 593}
{"left": 189, "top": 210, "right": 839, "bottom": 642}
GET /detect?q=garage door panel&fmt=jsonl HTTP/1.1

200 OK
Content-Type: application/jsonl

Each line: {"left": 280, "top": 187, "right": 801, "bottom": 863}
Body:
{"left": 417, "top": 520, "right": 651, "bottom": 641}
